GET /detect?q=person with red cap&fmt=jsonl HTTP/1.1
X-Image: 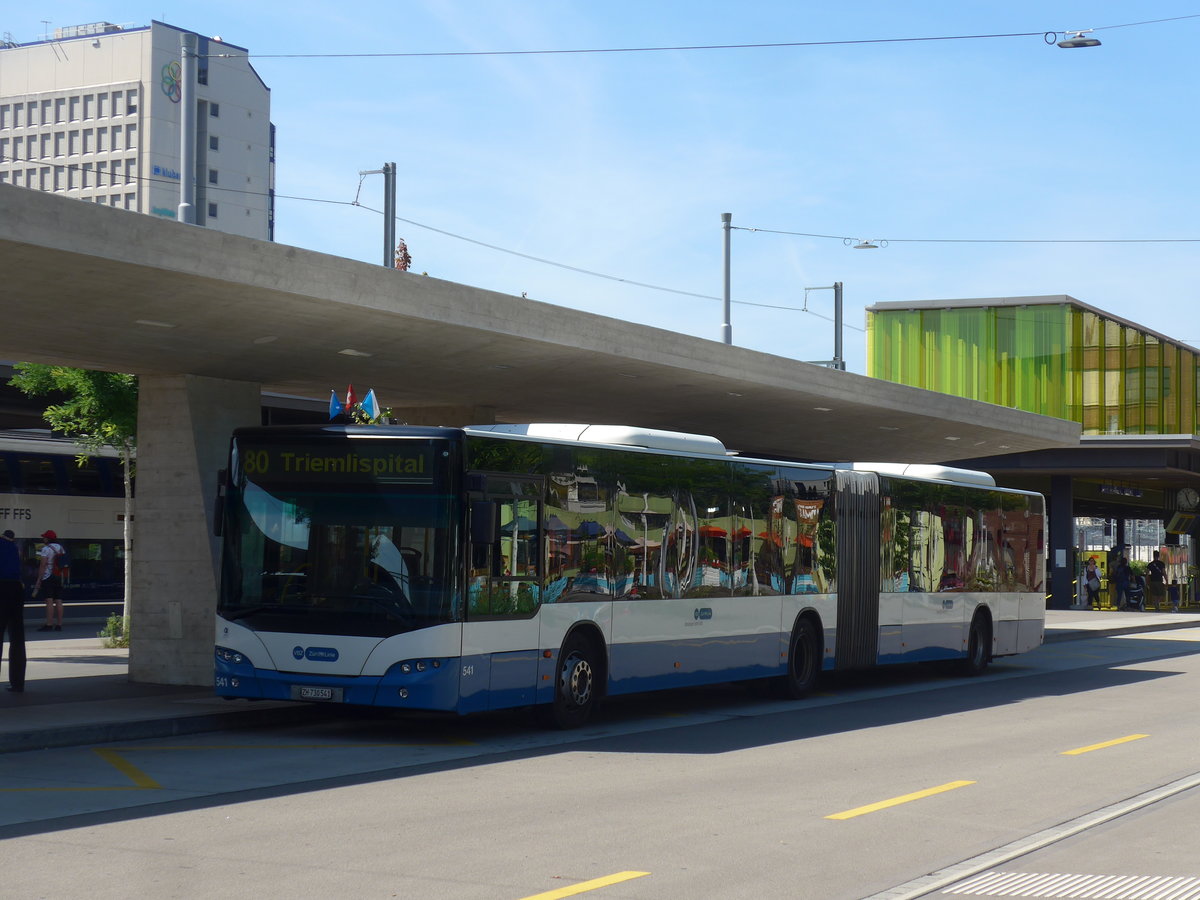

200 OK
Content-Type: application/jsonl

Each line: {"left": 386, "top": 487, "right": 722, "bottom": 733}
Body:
{"left": 33, "top": 530, "right": 66, "bottom": 632}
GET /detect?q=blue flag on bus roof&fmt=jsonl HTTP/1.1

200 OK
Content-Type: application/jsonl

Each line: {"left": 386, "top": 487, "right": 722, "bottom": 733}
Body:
{"left": 361, "top": 389, "right": 380, "bottom": 421}
{"left": 328, "top": 390, "right": 344, "bottom": 420}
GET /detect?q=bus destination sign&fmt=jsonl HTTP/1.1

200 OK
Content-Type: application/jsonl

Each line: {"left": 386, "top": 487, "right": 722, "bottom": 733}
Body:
{"left": 240, "top": 442, "right": 436, "bottom": 485}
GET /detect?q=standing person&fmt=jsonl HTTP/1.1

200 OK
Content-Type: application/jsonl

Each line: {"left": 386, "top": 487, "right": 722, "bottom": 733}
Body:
{"left": 1083, "top": 557, "right": 1101, "bottom": 609}
{"left": 32, "top": 529, "right": 65, "bottom": 632}
{"left": 1113, "top": 555, "right": 1131, "bottom": 610}
{"left": 1146, "top": 549, "right": 1168, "bottom": 611}
{"left": 0, "top": 529, "right": 26, "bottom": 692}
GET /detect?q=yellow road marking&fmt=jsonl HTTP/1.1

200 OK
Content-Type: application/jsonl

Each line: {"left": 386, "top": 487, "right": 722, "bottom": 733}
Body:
{"left": 0, "top": 740, "right": 473, "bottom": 793}
{"left": 1061, "top": 733, "right": 1149, "bottom": 755}
{"left": 0, "top": 749, "right": 162, "bottom": 793}
{"left": 93, "top": 748, "right": 163, "bottom": 789}
{"left": 518, "top": 871, "right": 650, "bottom": 899}
{"left": 826, "top": 780, "right": 975, "bottom": 820}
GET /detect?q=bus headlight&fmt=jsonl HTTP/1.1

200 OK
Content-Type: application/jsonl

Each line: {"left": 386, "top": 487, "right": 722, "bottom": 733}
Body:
{"left": 216, "top": 646, "right": 250, "bottom": 666}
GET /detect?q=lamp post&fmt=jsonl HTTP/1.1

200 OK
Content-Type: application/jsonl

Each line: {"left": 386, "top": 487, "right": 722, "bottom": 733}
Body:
{"left": 177, "top": 33, "right": 197, "bottom": 224}
{"left": 721, "top": 213, "right": 732, "bottom": 345}
{"left": 359, "top": 162, "right": 397, "bottom": 267}
{"left": 802, "top": 281, "right": 845, "bottom": 370}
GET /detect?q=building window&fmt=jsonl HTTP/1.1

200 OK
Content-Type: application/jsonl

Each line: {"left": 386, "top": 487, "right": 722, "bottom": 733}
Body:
{"left": 209, "top": 135, "right": 219, "bottom": 151}
{"left": 208, "top": 168, "right": 218, "bottom": 185}
{"left": 126, "top": 89, "right": 138, "bottom": 114}
{"left": 208, "top": 202, "right": 218, "bottom": 218}
{"left": 209, "top": 102, "right": 220, "bottom": 118}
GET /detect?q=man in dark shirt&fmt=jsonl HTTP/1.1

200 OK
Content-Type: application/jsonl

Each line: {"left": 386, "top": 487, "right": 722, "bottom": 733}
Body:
{"left": 0, "top": 529, "right": 26, "bottom": 692}
{"left": 1146, "top": 549, "right": 1169, "bottom": 611}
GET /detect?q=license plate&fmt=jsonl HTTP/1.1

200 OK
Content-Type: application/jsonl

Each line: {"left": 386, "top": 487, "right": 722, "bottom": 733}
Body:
{"left": 293, "top": 685, "right": 342, "bottom": 702}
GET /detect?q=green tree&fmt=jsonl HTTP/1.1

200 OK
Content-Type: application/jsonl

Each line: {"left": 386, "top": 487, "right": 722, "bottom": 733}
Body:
{"left": 9, "top": 365, "right": 137, "bottom": 631}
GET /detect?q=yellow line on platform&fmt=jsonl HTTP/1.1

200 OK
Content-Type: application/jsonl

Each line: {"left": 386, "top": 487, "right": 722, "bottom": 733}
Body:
{"left": 518, "top": 871, "right": 650, "bottom": 899}
{"left": 1061, "top": 733, "right": 1149, "bottom": 755}
{"left": 93, "top": 748, "right": 163, "bottom": 789}
{"left": 826, "top": 780, "right": 975, "bottom": 820}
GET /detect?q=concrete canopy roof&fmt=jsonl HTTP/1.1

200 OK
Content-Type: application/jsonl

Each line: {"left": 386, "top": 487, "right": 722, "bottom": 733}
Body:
{"left": 0, "top": 185, "right": 1078, "bottom": 462}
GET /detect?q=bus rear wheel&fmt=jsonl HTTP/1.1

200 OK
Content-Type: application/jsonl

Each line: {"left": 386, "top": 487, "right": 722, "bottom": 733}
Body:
{"left": 548, "top": 634, "right": 599, "bottom": 729}
{"left": 779, "top": 618, "right": 819, "bottom": 699}
{"left": 961, "top": 615, "right": 991, "bottom": 676}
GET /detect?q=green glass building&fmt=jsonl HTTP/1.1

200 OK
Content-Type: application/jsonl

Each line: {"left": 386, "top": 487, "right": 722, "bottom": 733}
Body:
{"left": 866, "top": 296, "right": 1200, "bottom": 436}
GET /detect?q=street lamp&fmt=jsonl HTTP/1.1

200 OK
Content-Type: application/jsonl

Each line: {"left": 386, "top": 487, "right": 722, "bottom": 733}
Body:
{"left": 1057, "top": 30, "right": 1101, "bottom": 48}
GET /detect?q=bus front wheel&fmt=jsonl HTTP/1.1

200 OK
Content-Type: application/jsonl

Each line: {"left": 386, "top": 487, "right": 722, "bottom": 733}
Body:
{"left": 548, "top": 634, "right": 598, "bottom": 729}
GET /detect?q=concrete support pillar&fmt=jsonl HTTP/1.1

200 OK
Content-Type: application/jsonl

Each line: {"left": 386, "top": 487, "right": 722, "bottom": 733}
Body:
{"left": 391, "top": 405, "right": 496, "bottom": 427}
{"left": 129, "top": 375, "right": 261, "bottom": 685}
{"left": 1048, "top": 475, "right": 1075, "bottom": 611}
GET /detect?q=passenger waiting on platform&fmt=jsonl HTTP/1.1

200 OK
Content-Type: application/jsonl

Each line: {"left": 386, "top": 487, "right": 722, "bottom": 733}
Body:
{"left": 1112, "top": 556, "right": 1132, "bottom": 611}
{"left": 1146, "top": 550, "right": 1168, "bottom": 610}
{"left": 1084, "top": 557, "right": 1101, "bottom": 609}
{"left": 33, "top": 529, "right": 66, "bottom": 632}
{"left": 0, "top": 529, "right": 26, "bottom": 692}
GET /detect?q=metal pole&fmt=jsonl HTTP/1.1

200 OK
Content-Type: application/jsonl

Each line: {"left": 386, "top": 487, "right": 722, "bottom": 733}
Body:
{"left": 833, "top": 281, "right": 844, "bottom": 370}
{"left": 383, "top": 162, "right": 396, "bottom": 268}
{"left": 721, "top": 213, "right": 732, "bottom": 345}
{"left": 177, "top": 33, "right": 197, "bottom": 224}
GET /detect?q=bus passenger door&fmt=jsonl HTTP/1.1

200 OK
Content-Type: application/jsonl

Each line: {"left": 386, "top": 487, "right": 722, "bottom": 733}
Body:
{"left": 464, "top": 476, "right": 544, "bottom": 711}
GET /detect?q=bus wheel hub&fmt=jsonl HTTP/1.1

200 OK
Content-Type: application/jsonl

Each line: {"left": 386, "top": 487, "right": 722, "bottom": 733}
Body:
{"left": 562, "top": 655, "right": 592, "bottom": 706}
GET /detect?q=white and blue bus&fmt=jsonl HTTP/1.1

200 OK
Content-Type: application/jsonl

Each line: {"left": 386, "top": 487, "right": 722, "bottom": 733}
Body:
{"left": 215, "top": 424, "right": 1046, "bottom": 727}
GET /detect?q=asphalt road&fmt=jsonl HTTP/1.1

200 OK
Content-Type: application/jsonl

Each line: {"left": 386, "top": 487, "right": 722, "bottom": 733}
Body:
{"left": 2, "top": 627, "right": 1199, "bottom": 899}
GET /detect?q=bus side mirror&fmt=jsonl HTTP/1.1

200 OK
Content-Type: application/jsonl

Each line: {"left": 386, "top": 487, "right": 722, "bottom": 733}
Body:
{"left": 213, "top": 470, "right": 227, "bottom": 537}
{"left": 471, "top": 501, "right": 496, "bottom": 544}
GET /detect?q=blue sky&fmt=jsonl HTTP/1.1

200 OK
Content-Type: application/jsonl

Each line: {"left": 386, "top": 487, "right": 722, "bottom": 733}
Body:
{"left": 18, "top": 2, "right": 1200, "bottom": 372}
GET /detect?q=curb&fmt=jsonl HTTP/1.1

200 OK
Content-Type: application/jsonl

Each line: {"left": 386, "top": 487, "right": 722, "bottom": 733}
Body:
{"left": 0, "top": 702, "right": 325, "bottom": 754}
{"left": 1044, "top": 617, "right": 1200, "bottom": 643}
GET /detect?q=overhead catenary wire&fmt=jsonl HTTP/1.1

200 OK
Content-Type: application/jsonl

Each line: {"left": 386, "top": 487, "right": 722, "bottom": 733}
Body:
{"left": 211, "top": 14, "right": 1200, "bottom": 60}
{"left": 0, "top": 149, "right": 852, "bottom": 326}
{"left": 733, "top": 226, "right": 1200, "bottom": 245}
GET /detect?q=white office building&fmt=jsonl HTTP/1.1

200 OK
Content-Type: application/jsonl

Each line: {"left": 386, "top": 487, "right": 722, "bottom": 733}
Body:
{"left": 0, "top": 20, "right": 274, "bottom": 239}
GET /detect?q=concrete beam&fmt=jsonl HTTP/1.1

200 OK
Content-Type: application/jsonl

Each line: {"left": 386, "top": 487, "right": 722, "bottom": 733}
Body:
{"left": 0, "top": 184, "right": 1078, "bottom": 463}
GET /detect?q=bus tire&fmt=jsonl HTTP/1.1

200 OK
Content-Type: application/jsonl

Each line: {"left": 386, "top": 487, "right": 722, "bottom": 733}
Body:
{"left": 961, "top": 614, "right": 991, "bottom": 676}
{"left": 779, "top": 618, "right": 820, "bottom": 699}
{"left": 547, "top": 632, "right": 600, "bottom": 729}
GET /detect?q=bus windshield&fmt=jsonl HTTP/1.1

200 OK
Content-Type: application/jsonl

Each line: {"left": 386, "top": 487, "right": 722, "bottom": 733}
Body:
{"left": 218, "top": 437, "right": 458, "bottom": 637}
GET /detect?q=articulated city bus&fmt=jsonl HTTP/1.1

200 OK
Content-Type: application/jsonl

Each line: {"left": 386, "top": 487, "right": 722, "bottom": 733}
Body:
{"left": 214, "top": 424, "right": 1045, "bottom": 727}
